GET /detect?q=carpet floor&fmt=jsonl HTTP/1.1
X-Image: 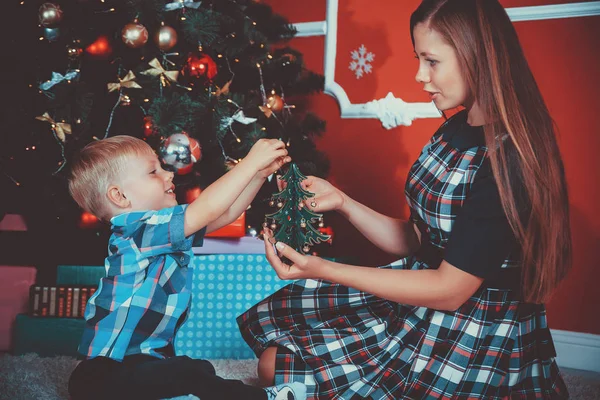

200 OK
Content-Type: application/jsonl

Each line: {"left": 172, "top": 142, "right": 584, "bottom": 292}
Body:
{"left": 1, "top": 353, "right": 598, "bottom": 399}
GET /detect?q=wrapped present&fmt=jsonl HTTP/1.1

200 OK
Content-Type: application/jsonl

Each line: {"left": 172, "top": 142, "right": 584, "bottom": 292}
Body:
{"left": 205, "top": 211, "right": 245, "bottom": 238}
{"left": 13, "top": 314, "right": 85, "bottom": 357}
{"left": 0, "top": 266, "right": 36, "bottom": 351}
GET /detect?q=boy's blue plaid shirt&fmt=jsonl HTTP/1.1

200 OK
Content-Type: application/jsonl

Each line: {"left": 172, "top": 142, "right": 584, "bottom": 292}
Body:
{"left": 79, "top": 205, "right": 206, "bottom": 361}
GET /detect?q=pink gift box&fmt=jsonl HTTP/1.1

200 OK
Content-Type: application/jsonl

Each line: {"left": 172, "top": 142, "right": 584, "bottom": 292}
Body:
{"left": 0, "top": 266, "right": 36, "bottom": 351}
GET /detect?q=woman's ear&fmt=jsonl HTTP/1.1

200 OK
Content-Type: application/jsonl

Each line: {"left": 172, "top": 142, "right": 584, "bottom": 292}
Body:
{"left": 107, "top": 185, "right": 130, "bottom": 209}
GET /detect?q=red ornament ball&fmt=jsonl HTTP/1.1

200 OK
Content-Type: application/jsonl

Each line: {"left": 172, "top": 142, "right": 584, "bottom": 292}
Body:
{"left": 79, "top": 211, "right": 100, "bottom": 229}
{"left": 189, "top": 137, "right": 201, "bottom": 163}
{"left": 121, "top": 22, "right": 149, "bottom": 48}
{"left": 143, "top": 115, "right": 155, "bottom": 137}
{"left": 184, "top": 186, "right": 203, "bottom": 204}
{"left": 183, "top": 52, "right": 217, "bottom": 80}
{"left": 176, "top": 164, "right": 193, "bottom": 175}
{"left": 86, "top": 36, "right": 112, "bottom": 58}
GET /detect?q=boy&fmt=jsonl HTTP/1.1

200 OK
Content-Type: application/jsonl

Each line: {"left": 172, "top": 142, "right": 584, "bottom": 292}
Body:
{"left": 67, "top": 136, "right": 305, "bottom": 400}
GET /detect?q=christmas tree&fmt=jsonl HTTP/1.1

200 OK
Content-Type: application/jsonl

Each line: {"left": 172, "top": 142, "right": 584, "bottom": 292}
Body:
{"left": 1, "top": 0, "right": 330, "bottom": 239}
{"left": 266, "top": 163, "right": 330, "bottom": 254}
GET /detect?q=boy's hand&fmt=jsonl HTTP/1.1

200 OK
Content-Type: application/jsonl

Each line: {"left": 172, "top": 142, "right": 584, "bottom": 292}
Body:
{"left": 244, "top": 139, "right": 288, "bottom": 173}
{"left": 258, "top": 155, "right": 292, "bottom": 179}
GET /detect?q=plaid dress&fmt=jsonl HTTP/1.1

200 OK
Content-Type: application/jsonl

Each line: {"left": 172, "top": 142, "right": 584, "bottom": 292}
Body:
{"left": 237, "top": 111, "right": 568, "bottom": 399}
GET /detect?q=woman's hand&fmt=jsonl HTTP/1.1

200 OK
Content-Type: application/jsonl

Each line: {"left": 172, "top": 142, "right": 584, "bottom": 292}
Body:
{"left": 277, "top": 175, "right": 346, "bottom": 213}
{"left": 263, "top": 228, "right": 325, "bottom": 281}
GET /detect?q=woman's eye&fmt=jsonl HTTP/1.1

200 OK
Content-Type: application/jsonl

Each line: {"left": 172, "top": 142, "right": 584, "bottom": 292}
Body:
{"left": 427, "top": 59, "right": 437, "bottom": 66}
{"left": 150, "top": 170, "right": 156, "bottom": 174}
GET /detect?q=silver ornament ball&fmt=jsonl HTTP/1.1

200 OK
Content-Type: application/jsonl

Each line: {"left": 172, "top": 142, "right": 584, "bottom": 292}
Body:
{"left": 39, "top": 3, "right": 63, "bottom": 28}
{"left": 160, "top": 133, "right": 198, "bottom": 171}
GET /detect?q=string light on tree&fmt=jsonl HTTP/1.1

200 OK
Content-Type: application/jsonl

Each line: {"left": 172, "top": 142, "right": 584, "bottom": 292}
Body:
{"left": 119, "top": 94, "right": 132, "bottom": 106}
{"left": 66, "top": 40, "right": 83, "bottom": 60}
{"left": 143, "top": 115, "right": 155, "bottom": 137}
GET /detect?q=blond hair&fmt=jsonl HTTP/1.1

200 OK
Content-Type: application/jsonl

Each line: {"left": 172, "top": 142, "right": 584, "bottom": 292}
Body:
{"left": 69, "top": 136, "right": 154, "bottom": 221}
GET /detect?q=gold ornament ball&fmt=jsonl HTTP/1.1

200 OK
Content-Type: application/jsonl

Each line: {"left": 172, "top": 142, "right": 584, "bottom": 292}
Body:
{"left": 155, "top": 25, "right": 178, "bottom": 51}
{"left": 318, "top": 221, "right": 324, "bottom": 227}
{"left": 277, "top": 202, "right": 283, "bottom": 208}
{"left": 270, "top": 223, "right": 277, "bottom": 230}
{"left": 303, "top": 245, "right": 310, "bottom": 253}
{"left": 269, "top": 200, "right": 275, "bottom": 207}
{"left": 122, "top": 22, "right": 149, "bottom": 48}
{"left": 300, "top": 222, "right": 306, "bottom": 228}
{"left": 39, "top": 3, "right": 63, "bottom": 28}
{"left": 262, "top": 222, "right": 268, "bottom": 228}
{"left": 267, "top": 94, "right": 284, "bottom": 111}
{"left": 299, "top": 202, "right": 304, "bottom": 208}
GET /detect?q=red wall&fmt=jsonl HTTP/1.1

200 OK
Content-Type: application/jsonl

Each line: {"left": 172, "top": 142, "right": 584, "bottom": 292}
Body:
{"left": 265, "top": 0, "right": 600, "bottom": 334}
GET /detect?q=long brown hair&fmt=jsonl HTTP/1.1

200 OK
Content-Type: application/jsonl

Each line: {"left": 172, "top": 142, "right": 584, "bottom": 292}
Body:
{"left": 410, "top": 0, "right": 571, "bottom": 303}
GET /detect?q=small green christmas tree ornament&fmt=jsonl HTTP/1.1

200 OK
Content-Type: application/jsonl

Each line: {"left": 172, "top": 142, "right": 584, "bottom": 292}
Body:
{"left": 265, "top": 163, "right": 331, "bottom": 254}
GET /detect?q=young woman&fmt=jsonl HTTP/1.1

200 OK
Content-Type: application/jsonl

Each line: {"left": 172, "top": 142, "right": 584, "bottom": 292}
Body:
{"left": 238, "top": 0, "right": 571, "bottom": 398}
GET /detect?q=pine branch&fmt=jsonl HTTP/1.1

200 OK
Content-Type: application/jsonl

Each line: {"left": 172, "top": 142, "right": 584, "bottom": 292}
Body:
{"left": 301, "top": 113, "right": 326, "bottom": 138}
{"left": 148, "top": 93, "right": 207, "bottom": 138}
{"left": 181, "top": 9, "right": 222, "bottom": 47}
{"left": 286, "top": 71, "right": 325, "bottom": 96}
{"left": 245, "top": 4, "right": 297, "bottom": 42}
{"left": 125, "top": 0, "right": 165, "bottom": 29}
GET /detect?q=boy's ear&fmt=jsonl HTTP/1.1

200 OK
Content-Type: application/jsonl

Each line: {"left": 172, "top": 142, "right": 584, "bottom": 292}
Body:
{"left": 107, "top": 185, "right": 130, "bottom": 209}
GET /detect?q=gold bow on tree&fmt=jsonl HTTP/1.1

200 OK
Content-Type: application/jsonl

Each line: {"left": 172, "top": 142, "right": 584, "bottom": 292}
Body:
{"left": 259, "top": 105, "right": 273, "bottom": 118}
{"left": 141, "top": 58, "right": 179, "bottom": 86}
{"left": 215, "top": 79, "right": 232, "bottom": 96}
{"left": 35, "top": 112, "right": 72, "bottom": 142}
{"left": 107, "top": 70, "right": 142, "bottom": 93}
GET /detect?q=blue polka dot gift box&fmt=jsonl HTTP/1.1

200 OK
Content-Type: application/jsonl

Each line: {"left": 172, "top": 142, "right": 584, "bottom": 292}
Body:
{"left": 175, "top": 254, "right": 292, "bottom": 359}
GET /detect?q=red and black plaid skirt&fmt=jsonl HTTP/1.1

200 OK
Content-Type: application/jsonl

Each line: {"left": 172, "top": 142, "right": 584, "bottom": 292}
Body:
{"left": 237, "top": 258, "right": 568, "bottom": 399}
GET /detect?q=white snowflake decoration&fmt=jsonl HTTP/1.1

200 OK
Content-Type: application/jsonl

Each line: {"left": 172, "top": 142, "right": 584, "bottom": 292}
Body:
{"left": 349, "top": 45, "right": 375, "bottom": 79}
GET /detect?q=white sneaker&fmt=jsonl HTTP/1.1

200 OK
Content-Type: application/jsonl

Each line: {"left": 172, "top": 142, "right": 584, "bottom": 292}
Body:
{"left": 264, "top": 382, "right": 307, "bottom": 400}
